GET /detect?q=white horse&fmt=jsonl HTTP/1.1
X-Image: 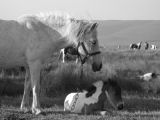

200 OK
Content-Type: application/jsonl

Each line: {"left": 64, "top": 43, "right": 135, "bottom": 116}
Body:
{"left": 0, "top": 12, "right": 102, "bottom": 115}
{"left": 151, "top": 44, "right": 157, "bottom": 50}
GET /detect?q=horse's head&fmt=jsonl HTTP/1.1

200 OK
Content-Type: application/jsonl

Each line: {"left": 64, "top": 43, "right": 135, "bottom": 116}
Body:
{"left": 103, "top": 79, "right": 124, "bottom": 110}
{"left": 69, "top": 19, "right": 102, "bottom": 72}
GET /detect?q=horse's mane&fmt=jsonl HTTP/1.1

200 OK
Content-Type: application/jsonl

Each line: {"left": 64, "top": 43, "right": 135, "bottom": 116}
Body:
{"left": 18, "top": 12, "right": 91, "bottom": 30}
{"left": 18, "top": 12, "right": 94, "bottom": 44}
{"left": 18, "top": 12, "right": 71, "bottom": 29}
{"left": 36, "top": 12, "right": 72, "bottom": 29}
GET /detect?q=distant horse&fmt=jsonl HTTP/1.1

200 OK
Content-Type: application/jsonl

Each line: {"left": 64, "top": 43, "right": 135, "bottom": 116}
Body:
{"left": 130, "top": 42, "right": 142, "bottom": 50}
{"left": 0, "top": 12, "right": 102, "bottom": 114}
{"left": 144, "top": 42, "right": 149, "bottom": 50}
{"left": 139, "top": 72, "right": 160, "bottom": 82}
{"left": 151, "top": 44, "right": 157, "bottom": 50}
{"left": 64, "top": 80, "right": 123, "bottom": 114}
{"left": 58, "top": 46, "right": 79, "bottom": 63}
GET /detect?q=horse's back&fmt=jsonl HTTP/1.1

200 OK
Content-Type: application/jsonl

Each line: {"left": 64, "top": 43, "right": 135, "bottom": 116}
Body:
{"left": 0, "top": 17, "right": 66, "bottom": 68}
{"left": 0, "top": 19, "right": 30, "bottom": 67}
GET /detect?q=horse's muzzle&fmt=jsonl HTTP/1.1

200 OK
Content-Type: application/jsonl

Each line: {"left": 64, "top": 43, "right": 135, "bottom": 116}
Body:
{"left": 92, "top": 62, "right": 102, "bottom": 72}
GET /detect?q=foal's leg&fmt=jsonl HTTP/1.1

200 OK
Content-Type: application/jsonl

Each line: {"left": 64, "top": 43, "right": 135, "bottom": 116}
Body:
{"left": 29, "top": 60, "right": 42, "bottom": 115}
{"left": 20, "top": 67, "right": 31, "bottom": 113}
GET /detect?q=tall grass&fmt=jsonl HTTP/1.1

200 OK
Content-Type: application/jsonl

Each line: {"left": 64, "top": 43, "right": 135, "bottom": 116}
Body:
{"left": 101, "top": 50, "right": 160, "bottom": 93}
{"left": 40, "top": 50, "right": 160, "bottom": 96}
{"left": 1, "top": 49, "right": 160, "bottom": 96}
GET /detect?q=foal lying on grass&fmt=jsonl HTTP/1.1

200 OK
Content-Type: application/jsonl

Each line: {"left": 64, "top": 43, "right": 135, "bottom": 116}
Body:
{"left": 64, "top": 80, "right": 124, "bottom": 114}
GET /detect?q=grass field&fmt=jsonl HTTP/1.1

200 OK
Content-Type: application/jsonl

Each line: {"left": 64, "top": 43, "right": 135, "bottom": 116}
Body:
{"left": 1, "top": 93, "right": 160, "bottom": 120}
{"left": 1, "top": 49, "right": 160, "bottom": 119}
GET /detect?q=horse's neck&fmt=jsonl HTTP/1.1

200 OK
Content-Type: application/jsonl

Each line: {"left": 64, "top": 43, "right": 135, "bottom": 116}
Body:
{"left": 45, "top": 18, "right": 79, "bottom": 49}
{"left": 54, "top": 25, "right": 78, "bottom": 48}
{"left": 57, "top": 37, "right": 73, "bottom": 49}
{"left": 55, "top": 25, "right": 69, "bottom": 37}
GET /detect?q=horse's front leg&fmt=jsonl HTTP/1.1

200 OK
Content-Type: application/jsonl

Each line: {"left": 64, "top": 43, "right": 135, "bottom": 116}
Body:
{"left": 75, "top": 57, "right": 79, "bottom": 64}
{"left": 20, "top": 67, "right": 31, "bottom": 113}
{"left": 29, "top": 60, "right": 42, "bottom": 115}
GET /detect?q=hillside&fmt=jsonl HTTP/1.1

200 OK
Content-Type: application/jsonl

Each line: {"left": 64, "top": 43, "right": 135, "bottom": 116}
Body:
{"left": 96, "top": 20, "right": 160, "bottom": 47}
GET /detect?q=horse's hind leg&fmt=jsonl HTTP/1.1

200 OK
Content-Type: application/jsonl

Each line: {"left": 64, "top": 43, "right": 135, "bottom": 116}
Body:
{"left": 20, "top": 67, "right": 31, "bottom": 113}
{"left": 62, "top": 49, "right": 65, "bottom": 63}
{"left": 29, "top": 60, "right": 42, "bottom": 115}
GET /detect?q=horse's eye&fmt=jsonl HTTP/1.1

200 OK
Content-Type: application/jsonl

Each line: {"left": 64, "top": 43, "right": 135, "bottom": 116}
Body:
{"left": 90, "top": 40, "right": 96, "bottom": 45}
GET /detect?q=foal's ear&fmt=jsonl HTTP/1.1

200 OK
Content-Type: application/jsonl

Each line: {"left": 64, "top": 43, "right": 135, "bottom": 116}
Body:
{"left": 85, "top": 85, "right": 96, "bottom": 98}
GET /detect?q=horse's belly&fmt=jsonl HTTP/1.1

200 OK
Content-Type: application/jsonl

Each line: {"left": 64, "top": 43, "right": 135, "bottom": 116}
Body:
{"left": 0, "top": 50, "right": 26, "bottom": 67}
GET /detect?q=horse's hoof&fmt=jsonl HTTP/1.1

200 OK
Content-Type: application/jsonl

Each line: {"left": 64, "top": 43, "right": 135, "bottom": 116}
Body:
{"left": 32, "top": 108, "right": 41, "bottom": 115}
{"left": 20, "top": 107, "right": 30, "bottom": 113}
{"left": 100, "top": 111, "right": 106, "bottom": 116}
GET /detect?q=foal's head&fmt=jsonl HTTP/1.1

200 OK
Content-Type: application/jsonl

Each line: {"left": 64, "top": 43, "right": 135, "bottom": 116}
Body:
{"left": 85, "top": 80, "right": 124, "bottom": 110}
{"left": 103, "top": 79, "right": 124, "bottom": 110}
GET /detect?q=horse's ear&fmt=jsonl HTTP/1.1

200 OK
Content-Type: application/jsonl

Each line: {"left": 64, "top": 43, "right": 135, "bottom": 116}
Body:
{"left": 84, "top": 23, "right": 98, "bottom": 34}
{"left": 90, "top": 23, "right": 98, "bottom": 32}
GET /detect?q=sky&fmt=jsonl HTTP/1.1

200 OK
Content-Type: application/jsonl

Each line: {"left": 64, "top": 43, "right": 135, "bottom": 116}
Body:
{"left": 0, "top": 0, "right": 160, "bottom": 20}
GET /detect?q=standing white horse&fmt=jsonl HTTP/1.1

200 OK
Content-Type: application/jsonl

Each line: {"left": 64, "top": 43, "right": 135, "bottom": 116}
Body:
{"left": 0, "top": 12, "right": 102, "bottom": 114}
{"left": 151, "top": 44, "right": 157, "bottom": 50}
